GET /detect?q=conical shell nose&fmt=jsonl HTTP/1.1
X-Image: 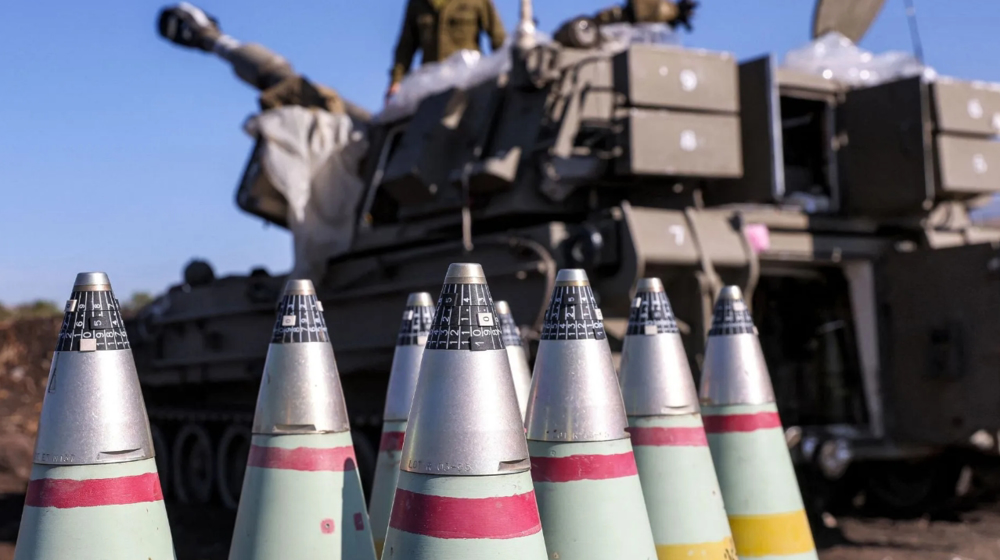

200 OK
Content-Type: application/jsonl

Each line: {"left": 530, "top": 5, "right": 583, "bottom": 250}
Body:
{"left": 34, "top": 272, "right": 152, "bottom": 465}
{"left": 718, "top": 285, "right": 743, "bottom": 300}
{"left": 56, "top": 273, "right": 129, "bottom": 353}
{"left": 635, "top": 277, "right": 664, "bottom": 293}
{"left": 496, "top": 300, "right": 531, "bottom": 419}
{"left": 627, "top": 278, "right": 679, "bottom": 337}
{"left": 271, "top": 279, "right": 329, "bottom": 345}
{"left": 708, "top": 285, "right": 756, "bottom": 337}
{"left": 495, "top": 300, "right": 523, "bottom": 348}
{"left": 445, "top": 263, "right": 486, "bottom": 284}
{"left": 526, "top": 269, "right": 627, "bottom": 442}
{"left": 620, "top": 279, "right": 698, "bottom": 415}
{"left": 383, "top": 292, "right": 435, "bottom": 421}
{"left": 401, "top": 264, "right": 529, "bottom": 475}
{"left": 397, "top": 292, "right": 435, "bottom": 348}
{"left": 253, "top": 279, "right": 349, "bottom": 434}
{"left": 73, "top": 272, "right": 111, "bottom": 290}
{"left": 539, "top": 269, "right": 606, "bottom": 341}
{"left": 555, "top": 268, "right": 590, "bottom": 286}
{"left": 282, "top": 278, "right": 316, "bottom": 296}
{"left": 407, "top": 292, "right": 434, "bottom": 306}
{"left": 699, "top": 285, "right": 775, "bottom": 406}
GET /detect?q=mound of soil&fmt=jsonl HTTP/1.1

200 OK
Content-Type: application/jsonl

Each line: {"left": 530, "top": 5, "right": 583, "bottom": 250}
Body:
{"left": 0, "top": 318, "right": 57, "bottom": 559}
{"left": 0, "top": 318, "right": 58, "bottom": 490}
{"left": 0, "top": 320, "right": 58, "bottom": 428}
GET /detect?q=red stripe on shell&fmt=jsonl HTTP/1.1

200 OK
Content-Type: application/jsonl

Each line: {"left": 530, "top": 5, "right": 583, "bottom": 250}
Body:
{"left": 247, "top": 444, "right": 357, "bottom": 471}
{"left": 530, "top": 451, "right": 638, "bottom": 483}
{"left": 379, "top": 431, "right": 405, "bottom": 452}
{"left": 627, "top": 426, "right": 708, "bottom": 447}
{"left": 702, "top": 412, "right": 783, "bottom": 434}
{"left": 388, "top": 488, "right": 542, "bottom": 539}
{"left": 26, "top": 472, "right": 164, "bottom": 509}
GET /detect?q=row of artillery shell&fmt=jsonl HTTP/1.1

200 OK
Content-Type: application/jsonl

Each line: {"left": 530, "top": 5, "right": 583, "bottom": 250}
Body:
{"left": 373, "top": 267, "right": 816, "bottom": 560}
{"left": 13, "top": 267, "right": 816, "bottom": 560}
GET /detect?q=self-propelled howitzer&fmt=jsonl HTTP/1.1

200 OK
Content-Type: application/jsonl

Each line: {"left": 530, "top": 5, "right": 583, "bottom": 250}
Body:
{"left": 134, "top": 0, "right": 1000, "bottom": 515}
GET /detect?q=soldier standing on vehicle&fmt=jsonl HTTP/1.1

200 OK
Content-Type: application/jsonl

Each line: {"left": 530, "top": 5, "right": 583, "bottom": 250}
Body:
{"left": 387, "top": 0, "right": 508, "bottom": 101}
{"left": 596, "top": 0, "right": 698, "bottom": 28}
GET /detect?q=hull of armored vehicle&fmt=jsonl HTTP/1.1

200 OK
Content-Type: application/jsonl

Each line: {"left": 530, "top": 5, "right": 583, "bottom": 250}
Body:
{"left": 139, "top": 16, "right": 1000, "bottom": 514}
{"left": 128, "top": 199, "right": 1000, "bottom": 513}
{"left": 128, "top": 223, "right": 562, "bottom": 507}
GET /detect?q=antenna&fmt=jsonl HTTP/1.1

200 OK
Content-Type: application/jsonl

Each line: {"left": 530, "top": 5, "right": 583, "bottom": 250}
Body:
{"left": 516, "top": 0, "right": 537, "bottom": 50}
{"left": 903, "top": 0, "right": 925, "bottom": 63}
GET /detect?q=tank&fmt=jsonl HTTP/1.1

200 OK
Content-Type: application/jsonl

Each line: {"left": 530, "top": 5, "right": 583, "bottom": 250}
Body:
{"left": 134, "top": 0, "right": 1000, "bottom": 515}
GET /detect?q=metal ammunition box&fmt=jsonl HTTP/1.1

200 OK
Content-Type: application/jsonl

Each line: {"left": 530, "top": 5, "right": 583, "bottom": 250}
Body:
{"left": 611, "top": 44, "right": 742, "bottom": 179}
{"left": 842, "top": 76, "right": 1000, "bottom": 216}
{"left": 933, "top": 80, "right": 1000, "bottom": 136}
{"left": 615, "top": 109, "right": 742, "bottom": 178}
{"left": 937, "top": 135, "right": 1000, "bottom": 193}
{"left": 612, "top": 44, "right": 739, "bottom": 113}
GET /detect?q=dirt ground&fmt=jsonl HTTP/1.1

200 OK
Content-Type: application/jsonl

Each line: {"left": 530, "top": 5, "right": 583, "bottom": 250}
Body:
{"left": 823, "top": 510, "right": 1000, "bottom": 560}
{"left": 2, "top": 317, "right": 1000, "bottom": 559}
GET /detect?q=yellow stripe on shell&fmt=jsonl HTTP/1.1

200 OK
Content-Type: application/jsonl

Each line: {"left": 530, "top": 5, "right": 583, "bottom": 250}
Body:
{"left": 655, "top": 536, "right": 737, "bottom": 559}
{"left": 728, "top": 510, "right": 816, "bottom": 557}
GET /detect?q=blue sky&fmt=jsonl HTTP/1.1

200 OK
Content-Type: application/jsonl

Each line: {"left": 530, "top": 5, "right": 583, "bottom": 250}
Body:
{"left": 2, "top": 0, "right": 1000, "bottom": 304}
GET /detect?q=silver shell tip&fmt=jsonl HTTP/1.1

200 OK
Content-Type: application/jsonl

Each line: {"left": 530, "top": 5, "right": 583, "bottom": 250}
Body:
{"left": 444, "top": 263, "right": 486, "bottom": 284}
{"left": 283, "top": 279, "right": 316, "bottom": 296}
{"left": 407, "top": 292, "right": 435, "bottom": 306}
{"left": 636, "top": 278, "right": 664, "bottom": 293}
{"left": 719, "top": 285, "right": 744, "bottom": 301}
{"left": 555, "top": 269, "right": 590, "bottom": 286}
{"left": 73, "top": 272, "right": 111, "bottom": 290}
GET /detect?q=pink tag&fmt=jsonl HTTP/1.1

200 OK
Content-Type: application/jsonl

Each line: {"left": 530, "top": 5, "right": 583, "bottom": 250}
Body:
{"left": 744, "top": 224, "right": 771, "bottom": 254}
